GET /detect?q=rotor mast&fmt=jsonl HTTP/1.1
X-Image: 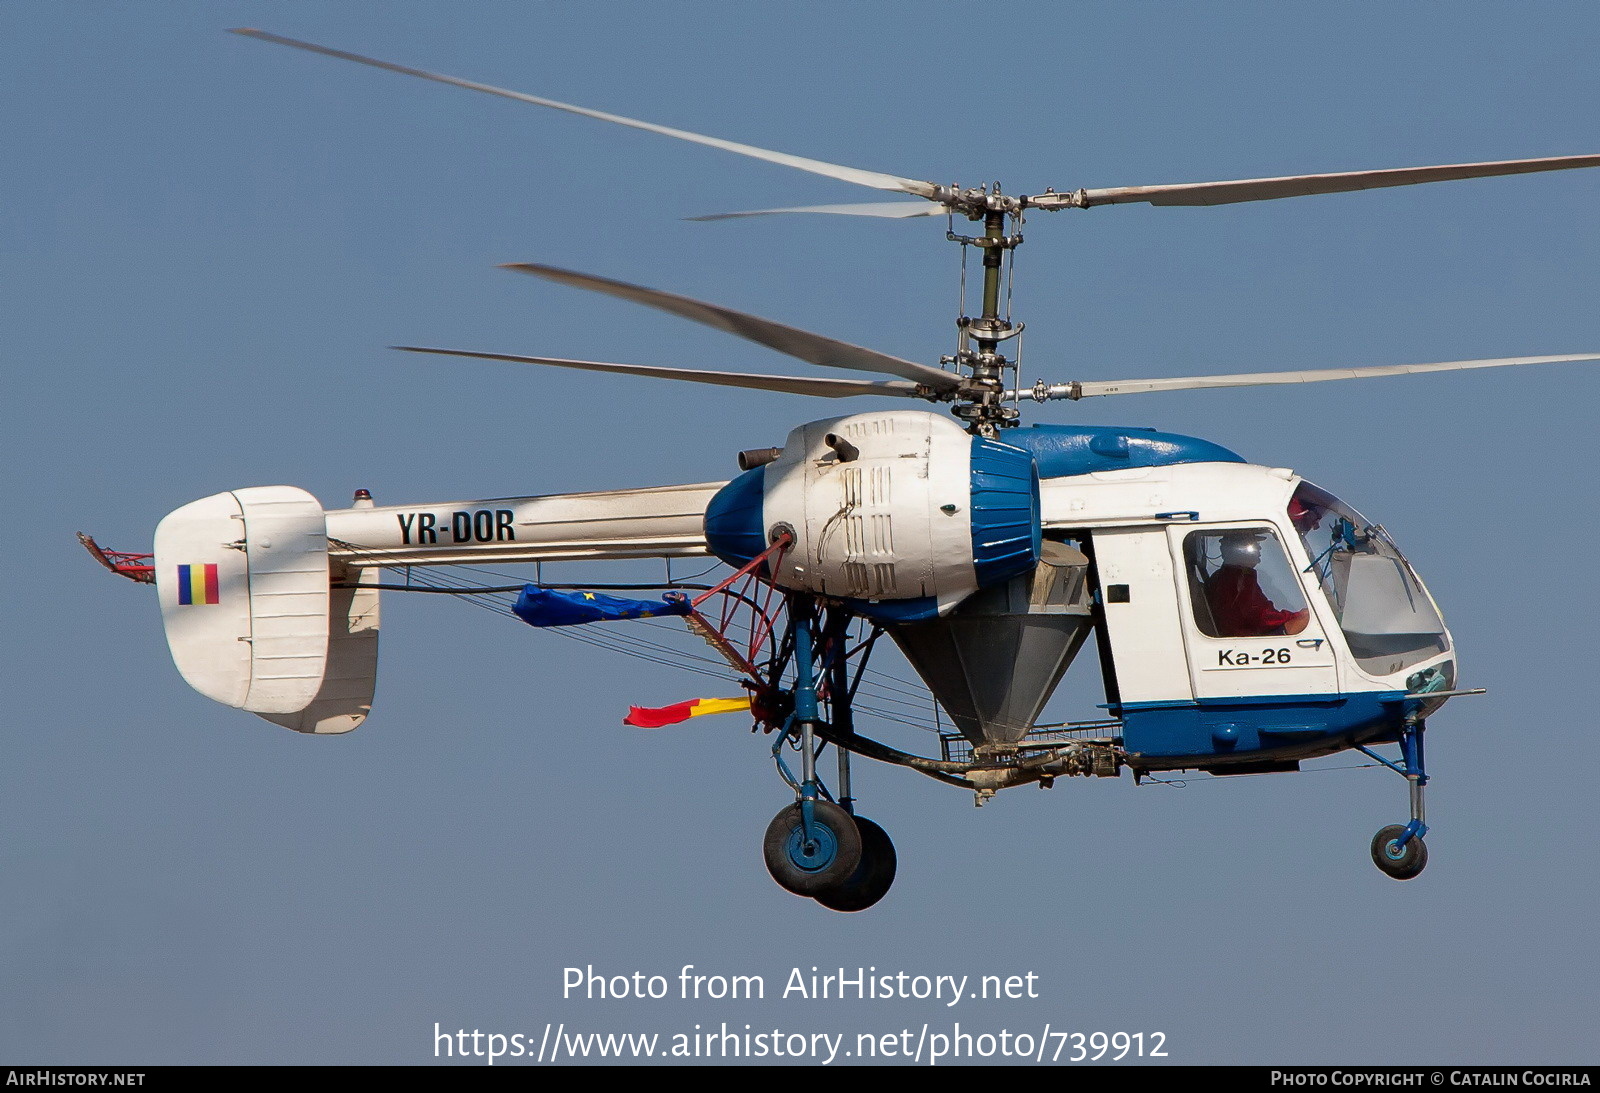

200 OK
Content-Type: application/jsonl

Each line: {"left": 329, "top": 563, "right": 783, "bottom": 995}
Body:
{"left": 947, "top": 191, "right": 1025, "bottom": 436}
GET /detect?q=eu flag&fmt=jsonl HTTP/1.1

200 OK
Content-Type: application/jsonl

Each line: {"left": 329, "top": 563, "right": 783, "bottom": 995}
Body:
{"left": 512, "top": 587, "right": 692, "bottom": 628}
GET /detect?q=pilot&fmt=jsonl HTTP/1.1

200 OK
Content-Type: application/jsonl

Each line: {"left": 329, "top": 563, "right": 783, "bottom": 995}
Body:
{"left": 1288, "top": 495, "right": 1324, "bottom": 535}
{"left": 1206, "top": 533, "right": 1309, "bottom": 637}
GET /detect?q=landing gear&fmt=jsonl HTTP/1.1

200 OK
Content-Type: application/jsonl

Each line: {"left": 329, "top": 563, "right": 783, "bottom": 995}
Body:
{"left": 761, "top": 597, "right": 898, "bottom": 910}
{"left": 815, "top": 816, "right": 897, "bottom": 912}
{"left": 763, "top": 800, "right": 861, "bottom": 895}
{"left": 1358, "top": 712, "right": 1430, "bottom": 881}
{"left": 1371, "top": 824, "right": 1428, "bottom": 880}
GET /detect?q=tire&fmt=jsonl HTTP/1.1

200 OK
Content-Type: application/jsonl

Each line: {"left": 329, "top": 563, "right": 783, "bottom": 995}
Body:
{"left": 763, "top": 800, "right": 862, "bottom": 896}
{"left": 815, "top": 816, "right": 898, "bottom": 913}
{"left": 1370, "top": 824, "right": 1428, "bottom": 880}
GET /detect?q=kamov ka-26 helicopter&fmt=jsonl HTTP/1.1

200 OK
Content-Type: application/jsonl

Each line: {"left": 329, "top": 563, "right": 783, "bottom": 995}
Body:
{"left": 85, "top": 29, "right": 1600, "bottom": 911}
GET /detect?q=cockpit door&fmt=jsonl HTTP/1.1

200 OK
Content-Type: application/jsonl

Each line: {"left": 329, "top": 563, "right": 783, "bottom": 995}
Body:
{"left": 1168, "top": 524, "right": 1340, "bottom": 700}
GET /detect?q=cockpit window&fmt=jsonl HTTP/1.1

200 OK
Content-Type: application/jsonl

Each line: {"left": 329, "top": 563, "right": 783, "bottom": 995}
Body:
{"left": 1290, "top": 482, "right": 1448, "bottom": 675}
{"left": 1183, "top": 529, "right": 1309, "bottom": 638}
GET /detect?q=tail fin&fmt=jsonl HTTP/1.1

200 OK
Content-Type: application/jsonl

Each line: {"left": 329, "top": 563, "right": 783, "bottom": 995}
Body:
{"left": 151, "top": 486, "right": 378, "bottom": 733}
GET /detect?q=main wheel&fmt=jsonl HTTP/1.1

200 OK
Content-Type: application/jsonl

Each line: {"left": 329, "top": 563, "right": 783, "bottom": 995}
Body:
{"left": 1370, "top": 824, "right": 1428, "bottom": 880}
{"left": 815, "top": 816, "right": 897, "bottom": 913}
{"left": 763, "top": 800, "right": 862, "bottom": 896}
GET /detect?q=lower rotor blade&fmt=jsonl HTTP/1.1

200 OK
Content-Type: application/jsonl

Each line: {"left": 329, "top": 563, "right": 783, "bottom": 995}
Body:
{"left": 394, "top": 346, "right": 933, "bottom": 399}
{"left": 1036, "top": 353, "right": 1600, "bottom": 399}
{"left": 687, "top": 201, "right": 946, "bottom": 222}
{"left": 500, "top": 263, "right": 962, "bottom": 392}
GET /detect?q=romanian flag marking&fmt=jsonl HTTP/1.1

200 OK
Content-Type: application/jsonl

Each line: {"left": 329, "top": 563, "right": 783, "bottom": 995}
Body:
{"left": 176, "top": 563, "right": 220, "bottom": 605}
{"left": 624, "top": 696, "right": 751, "bottom": 728}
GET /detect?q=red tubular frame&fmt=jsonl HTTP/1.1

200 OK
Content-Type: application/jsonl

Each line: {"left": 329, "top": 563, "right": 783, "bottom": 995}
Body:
{"left": 78, "top": 533, "right": 155, "bottom": 584}
{"left": 684, "top": 534, "right": 791, "bottom": 684}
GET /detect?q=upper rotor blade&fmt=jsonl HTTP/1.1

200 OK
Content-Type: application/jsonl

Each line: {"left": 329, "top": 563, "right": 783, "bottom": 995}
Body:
{"left": 230, "top": 28, "right": 939, "bottom": 200}
{"left": 501, "top": 262, "right": 962, "bottom": 392}
{"left": 687, "top": 201, "right": 947, "bottom": 222}
{"left": 1030, "top": 154, "right": 1600, "bottom": 209}
{"left": 394, "top": 346, "right": 930, "bottom": 399}
{"left": 1062, "top": 353, "right": 1600, "bottom": 399}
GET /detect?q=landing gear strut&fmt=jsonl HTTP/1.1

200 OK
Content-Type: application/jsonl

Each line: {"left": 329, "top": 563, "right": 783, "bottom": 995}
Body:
{"left": 760, "top": 599, "right": 898, "bottom": 911}
{"left": 1359, "top": 713, "right": 1429, "bottom": 881}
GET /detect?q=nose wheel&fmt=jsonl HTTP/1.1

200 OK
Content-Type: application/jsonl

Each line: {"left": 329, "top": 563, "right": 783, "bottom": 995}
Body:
{"left": 1358, "top": 713, "right": 1430, "bottom": 881}
{"left": 1371, "top": 824, "right": 1428, "bottom": 880}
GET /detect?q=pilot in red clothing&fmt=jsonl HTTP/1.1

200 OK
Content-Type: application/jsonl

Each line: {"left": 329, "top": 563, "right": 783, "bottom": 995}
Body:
{"left": 1288, "top": 494, "right": 1323, "bottom": 535}
{"left": 1207, "top": 534, "right": 1309, "bottom": 637}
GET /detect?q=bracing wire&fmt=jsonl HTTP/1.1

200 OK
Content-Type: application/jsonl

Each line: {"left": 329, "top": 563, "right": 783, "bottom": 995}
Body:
{"left": 336, "top": 541, "right": 1061, "bottom": 740}
{"left": 364, "top": 556, "right": 938, "bottom": 722}
{"left": 1139, "top": 760, "right": 1383, "bottom": 790}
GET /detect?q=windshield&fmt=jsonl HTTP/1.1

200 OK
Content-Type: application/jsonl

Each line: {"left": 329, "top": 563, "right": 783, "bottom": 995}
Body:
{"left": 1290, "top": 482, "right": 1449, "bottom": 677}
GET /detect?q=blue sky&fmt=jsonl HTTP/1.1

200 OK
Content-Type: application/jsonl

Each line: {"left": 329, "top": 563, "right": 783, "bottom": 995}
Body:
{"left": 5, "top": 1, "right": 1599, "bottom": 1064}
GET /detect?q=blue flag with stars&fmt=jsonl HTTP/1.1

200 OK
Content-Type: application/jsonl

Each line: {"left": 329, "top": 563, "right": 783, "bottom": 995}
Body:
{"left": 512, "top": 587, "right": 693, "bottom": 628}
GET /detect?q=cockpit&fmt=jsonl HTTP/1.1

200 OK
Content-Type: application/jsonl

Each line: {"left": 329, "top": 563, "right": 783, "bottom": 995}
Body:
{"left": 1289, "top": 482, "right": 1451, "bottom": 679}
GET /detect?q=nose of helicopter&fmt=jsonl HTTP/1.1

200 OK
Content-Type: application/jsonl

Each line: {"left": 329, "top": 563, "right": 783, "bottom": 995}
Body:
{"left": 1402, "top": 656, "right": 1459, "bottom": 718}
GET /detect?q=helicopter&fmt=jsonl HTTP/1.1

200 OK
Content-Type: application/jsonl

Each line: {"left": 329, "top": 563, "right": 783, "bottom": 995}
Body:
{"left": 81, "top": 28, "right": 1600, "bottom": 912}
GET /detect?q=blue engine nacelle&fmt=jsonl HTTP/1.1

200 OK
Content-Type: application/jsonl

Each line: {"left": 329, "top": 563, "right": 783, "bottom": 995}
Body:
{"left": 704, "top": 411, "right": 1040, "bottom": 621}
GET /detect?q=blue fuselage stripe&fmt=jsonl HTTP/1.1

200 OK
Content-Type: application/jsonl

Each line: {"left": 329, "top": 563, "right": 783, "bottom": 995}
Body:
{"left": 1117, "top": 690, "right": 1408, "bottom": 768}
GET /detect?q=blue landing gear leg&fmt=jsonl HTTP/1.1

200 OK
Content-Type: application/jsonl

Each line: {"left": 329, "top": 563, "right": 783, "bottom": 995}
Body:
{"left": 1361, "top": 715, "right": 1430, "bottom": 881}
{"left": 813, "top": 612, "right": 896, "bottom": 912}
{"left": 762, "top": 600, "right": 862, "bottom": 897}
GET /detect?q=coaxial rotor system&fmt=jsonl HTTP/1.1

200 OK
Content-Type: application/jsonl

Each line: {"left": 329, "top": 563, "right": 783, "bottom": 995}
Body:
{"left": 232, "top": 28, "right": 1600, "bottom": 434}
